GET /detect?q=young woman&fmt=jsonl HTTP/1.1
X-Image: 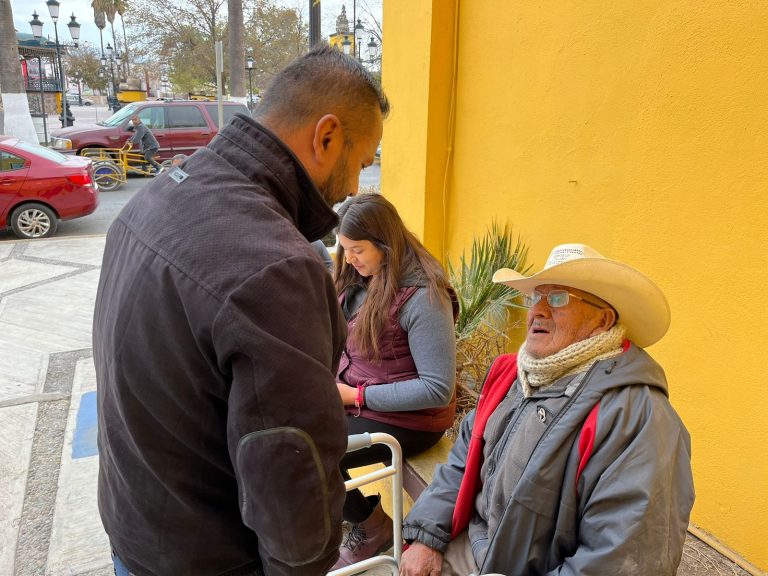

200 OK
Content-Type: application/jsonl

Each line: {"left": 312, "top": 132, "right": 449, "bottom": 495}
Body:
{"left": 331, "top": 194, "right": 457, "bottom": 569}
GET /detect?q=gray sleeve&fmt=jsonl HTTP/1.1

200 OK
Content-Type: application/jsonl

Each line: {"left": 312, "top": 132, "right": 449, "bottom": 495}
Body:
{"left": 364, "top": 288, "right": 456, "bottom": 412}
{"left": 310, "top": 240, "right": 334, "bottom": 272}
{"left": 128, "top": 125, "right": 140, "bottom": 144}
{"left": 128, "top": 124, "right": 147, "bottom": 145}
{"left": 402, "top": 409, "right": 475, "bottom": 551}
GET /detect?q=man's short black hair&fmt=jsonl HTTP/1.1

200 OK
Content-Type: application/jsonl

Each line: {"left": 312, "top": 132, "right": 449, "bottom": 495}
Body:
{"left": 254, "top": 45, "right": 389, "bottom": 136}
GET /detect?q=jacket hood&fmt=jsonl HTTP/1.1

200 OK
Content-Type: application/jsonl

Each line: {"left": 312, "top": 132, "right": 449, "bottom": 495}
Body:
{"left": 209, "top": 114, "right": 338, "bottom": 242}
{"left": 586, "top": 342, "right": 669, "bottom": 397}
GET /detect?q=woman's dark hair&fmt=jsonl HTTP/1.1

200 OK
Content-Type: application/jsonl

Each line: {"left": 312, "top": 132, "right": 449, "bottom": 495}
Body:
{"left": 334, "top": 194, "right": 451, "bottom": 361}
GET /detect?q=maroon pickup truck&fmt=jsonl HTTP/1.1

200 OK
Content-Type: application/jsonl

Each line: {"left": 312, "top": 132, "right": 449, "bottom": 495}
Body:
{"left": 49, "top": 100, "right": 249, "bottom": 161}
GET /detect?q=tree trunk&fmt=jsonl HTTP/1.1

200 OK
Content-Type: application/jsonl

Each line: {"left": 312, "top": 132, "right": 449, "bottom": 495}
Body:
{"left": 120, "top": 14, "right": 130, "bottom": 76}
{"left": 0, "top": 0, "right": 37, "bottom": 142}
{"left": 228, "top": 0, "right": 245, "bottom": 101}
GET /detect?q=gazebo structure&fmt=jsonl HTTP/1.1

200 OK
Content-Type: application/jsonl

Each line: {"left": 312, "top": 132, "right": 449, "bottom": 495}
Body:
{"left": 17, "top": 31, "right": 68, "bottom": 142}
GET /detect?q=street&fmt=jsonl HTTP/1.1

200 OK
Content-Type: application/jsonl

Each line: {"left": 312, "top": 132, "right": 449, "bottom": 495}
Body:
{"left": 2, "top": 102, "right": 381, "bottom": 243}
{"left": 0, "top": 176, "right": 147, "bottom": 242}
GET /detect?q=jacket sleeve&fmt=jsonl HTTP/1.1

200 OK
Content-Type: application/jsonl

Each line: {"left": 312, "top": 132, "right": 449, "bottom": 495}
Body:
{"left": 213, "top": 256, "right": 349, "bottom": 576}
{"left": 548, "top": 386, "right": 695, "bottom": 576}
{"left": 128, "top": 124, "right": 141, "bottom": 144}
{"left": 402, "top": 409, "right": 475, "bottom": 552}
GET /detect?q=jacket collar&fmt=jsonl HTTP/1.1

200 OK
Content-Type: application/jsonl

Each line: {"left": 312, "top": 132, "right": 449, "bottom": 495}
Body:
{"left": 209, "top": 113, "right": 338, "bottom": 242}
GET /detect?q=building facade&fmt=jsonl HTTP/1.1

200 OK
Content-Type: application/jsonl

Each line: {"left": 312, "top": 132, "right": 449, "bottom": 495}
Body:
{"left": 381, "top": 1, "right": 768, "bottom": 572}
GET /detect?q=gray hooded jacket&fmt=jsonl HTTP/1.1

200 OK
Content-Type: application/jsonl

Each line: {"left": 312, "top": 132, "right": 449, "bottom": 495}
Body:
{"left": 402, "top": 344, "right": 695, "bottom": 575}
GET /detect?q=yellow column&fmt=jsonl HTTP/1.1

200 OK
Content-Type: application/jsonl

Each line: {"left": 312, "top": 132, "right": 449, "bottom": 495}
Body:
{"left": 381, "top": 0, "right": 457, "bottom": 261}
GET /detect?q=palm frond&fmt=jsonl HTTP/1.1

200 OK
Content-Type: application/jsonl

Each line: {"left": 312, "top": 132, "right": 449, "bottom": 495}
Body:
{"left": 446, "top": 222, "right": 530, "bottom": 438}
{"left": 448, "top": 221, "right": 530, "bottom": 340}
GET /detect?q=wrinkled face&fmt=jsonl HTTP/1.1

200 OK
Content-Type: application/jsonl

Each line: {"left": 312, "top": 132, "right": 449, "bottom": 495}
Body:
{"left": 317, "top": 113, "right": 383, "bottom": 206}
{"left": 338, "top": 234, "right": 385, "bottom": 277}
{"left": 525, "top": 284, "right": 613, "bottom": 359}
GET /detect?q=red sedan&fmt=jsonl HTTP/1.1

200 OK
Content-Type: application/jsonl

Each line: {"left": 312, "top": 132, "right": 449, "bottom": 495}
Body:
{"left": 0, "top": 136, "right": 99, "bottom": 239}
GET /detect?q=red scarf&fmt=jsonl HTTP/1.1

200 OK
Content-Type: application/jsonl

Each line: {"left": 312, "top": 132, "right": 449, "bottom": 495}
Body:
{"left": 451, "top": 354, "right": 518, "bottom": 538}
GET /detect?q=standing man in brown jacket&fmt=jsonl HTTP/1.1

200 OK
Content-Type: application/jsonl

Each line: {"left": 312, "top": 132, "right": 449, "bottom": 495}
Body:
{"left": 93, "top": 46, "right": 388, "bottom": 576}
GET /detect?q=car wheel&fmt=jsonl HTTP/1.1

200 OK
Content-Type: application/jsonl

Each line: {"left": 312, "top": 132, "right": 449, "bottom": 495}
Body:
{"left": 10, "top": 203, "right": 58, "bottom": 239}
{"left": 84, "top": 101, "right": 93, "bottom": 106}
{"left": 93, "top": 161, "right": 123, "bottom": 191}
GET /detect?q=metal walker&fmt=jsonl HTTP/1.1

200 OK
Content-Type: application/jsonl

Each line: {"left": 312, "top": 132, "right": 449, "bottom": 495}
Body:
{"left": 328, "top": 432, "right": 404, "bottom": 576}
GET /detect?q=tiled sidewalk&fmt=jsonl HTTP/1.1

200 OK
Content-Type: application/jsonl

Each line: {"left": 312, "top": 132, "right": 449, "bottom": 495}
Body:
{"left": 0, "top": 236, "right": 111, "bottom": 576}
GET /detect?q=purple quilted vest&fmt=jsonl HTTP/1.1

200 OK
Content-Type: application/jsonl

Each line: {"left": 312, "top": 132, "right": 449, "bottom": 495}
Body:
{"left": 337, "top": 286, "right": 456, "bottom": 432}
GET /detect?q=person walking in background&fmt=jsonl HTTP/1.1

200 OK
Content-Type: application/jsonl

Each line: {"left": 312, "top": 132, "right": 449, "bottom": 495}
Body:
{"left": 331, "top": 194, "right": 458, "bottom": 570}
{"left": 126, "top": 115, "right": 163, "bottom": 174}
{"left": 94, "top": 46, "right": 388, "bottom": 576}
{"left": 400, "top": 243, "right": 694, "bottom": 576}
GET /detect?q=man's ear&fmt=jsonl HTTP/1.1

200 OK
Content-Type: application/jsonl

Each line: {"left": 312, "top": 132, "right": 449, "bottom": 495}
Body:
{"left": 312, "top": 114, "right": 344, "bottom": 165}
{"left": 589, "top": 307, "right": 617, "bottom": 338}
{"left": 599, "top": 307, "right": 618, "bottom": 331}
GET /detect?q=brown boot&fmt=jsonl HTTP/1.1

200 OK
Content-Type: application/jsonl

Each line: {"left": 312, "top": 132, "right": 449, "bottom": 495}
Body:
{"left": 331, "top": 496, "right": 394, "bottom": 570}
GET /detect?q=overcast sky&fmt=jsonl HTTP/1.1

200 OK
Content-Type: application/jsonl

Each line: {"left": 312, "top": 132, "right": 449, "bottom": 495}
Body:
{"left": 11, "top": 0, "right": 380, "bottom": 53}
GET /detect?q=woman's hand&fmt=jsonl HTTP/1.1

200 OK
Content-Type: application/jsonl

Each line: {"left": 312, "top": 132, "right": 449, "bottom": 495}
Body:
{"left": 336, "top": 382, "right": 357, "bottom": 406}
{"left": 400, "top": 542, "right": 443, "bottom": 576}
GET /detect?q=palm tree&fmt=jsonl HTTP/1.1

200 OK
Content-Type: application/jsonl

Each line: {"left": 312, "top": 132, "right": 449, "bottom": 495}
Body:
{"left": 115, "top": 0, "right": 130, "bottom": 75}
{"left": 0, "top": 0, "right": 37, "bottom": 142}
{"left": 92, "top": 0, "right": 120, "bottom": 77}
{"left": 448, "top": 222, "right": 530, "bottom": 429}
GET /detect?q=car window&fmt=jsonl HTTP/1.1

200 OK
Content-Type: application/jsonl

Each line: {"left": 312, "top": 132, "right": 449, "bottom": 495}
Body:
{"left": 101, "top": 104, "right": 139, "bottom": 126}
{"left": 168, "top": 106, "right": 208, "bottom": 128}
{"left": 205, "top": 104, "right": 249, "bottom": 128}
{"left": 1, "top": 151, "right": 28, "bottom": 171}
{"left": 137, "top": 107, "right": 166, "bottom": 129}
{"left": 14, "top": 141, "right": 68, "bottom": 163}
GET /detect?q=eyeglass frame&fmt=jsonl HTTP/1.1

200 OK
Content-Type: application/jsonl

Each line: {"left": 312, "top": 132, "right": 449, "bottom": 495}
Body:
{"left": 522, "top": 289, "right": 609, "bottom": 310}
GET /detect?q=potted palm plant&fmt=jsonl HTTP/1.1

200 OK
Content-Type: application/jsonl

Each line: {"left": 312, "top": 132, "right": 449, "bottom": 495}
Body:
{"left": 447, "top": 222, "right": 530, "bottom": 436}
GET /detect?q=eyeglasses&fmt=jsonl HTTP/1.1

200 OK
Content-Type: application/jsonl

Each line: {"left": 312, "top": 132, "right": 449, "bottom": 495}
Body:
{"left": 522, "top": 289, "right": 607, "bottom": 310}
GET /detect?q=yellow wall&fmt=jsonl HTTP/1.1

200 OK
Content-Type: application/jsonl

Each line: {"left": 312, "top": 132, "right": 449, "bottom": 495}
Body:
{"left": 384, "top": 0, "right": 768, "bottom": 570}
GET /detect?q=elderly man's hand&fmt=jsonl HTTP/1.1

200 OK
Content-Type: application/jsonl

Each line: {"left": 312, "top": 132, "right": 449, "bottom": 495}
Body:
{"left": 400, "top": 542, "right": 443, "bottom": 576}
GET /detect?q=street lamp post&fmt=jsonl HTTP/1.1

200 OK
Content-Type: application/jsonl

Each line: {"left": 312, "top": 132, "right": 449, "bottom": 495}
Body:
{"left": 246, "top": 51, "right": 254, "bottom": 111}
{"left": 44, "top": 0, "right": 80, "bottom": 127}
{"left": 31, "top": 4, "right": 79, "bottom": 127}
{"left": 368, "top": 36, "right": 378, "bottom": 67}
{"left": 354, "top": 18, "right": 365, "bottom": 61}
{"left": 36, "top": 56, "right": 49, "bottom": 144}
{"left": 102, "top": 43, "right": 122, "bottom": 112}
{"left": 73, "top": 71, "right": 82, "bottom": 106}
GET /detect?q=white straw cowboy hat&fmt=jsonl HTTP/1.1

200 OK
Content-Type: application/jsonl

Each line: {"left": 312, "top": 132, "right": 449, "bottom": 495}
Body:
{"left": 492, "top": 243, "right": 670, "bottom": 347}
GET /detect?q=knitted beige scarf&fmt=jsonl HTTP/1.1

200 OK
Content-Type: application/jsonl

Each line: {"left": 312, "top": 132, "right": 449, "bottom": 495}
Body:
{"left": 517, "top": 324, "right": 626, "bottom": 397}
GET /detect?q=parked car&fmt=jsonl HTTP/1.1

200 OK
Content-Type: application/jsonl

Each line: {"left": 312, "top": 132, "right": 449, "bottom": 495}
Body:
{"left": 66, "top": 94, "right": 94, "bottom": 106}
{"left": 0, "top": 136, "right": 98, "bottom": 239}
{"left": 49, "top": 100, "right": 250, "bottom": 163}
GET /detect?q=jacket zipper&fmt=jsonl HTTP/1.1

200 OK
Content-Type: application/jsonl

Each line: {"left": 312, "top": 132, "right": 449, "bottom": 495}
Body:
{"left": 479, "top": 361, "right": 601, "bottom": 574}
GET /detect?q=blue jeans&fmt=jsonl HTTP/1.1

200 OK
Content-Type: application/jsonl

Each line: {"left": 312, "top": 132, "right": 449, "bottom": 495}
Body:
{"left": 112, "top": 552, "right": 263, "bottom": 575}
{"left": 111, "top": 553, "right": 134, "bottom": 576}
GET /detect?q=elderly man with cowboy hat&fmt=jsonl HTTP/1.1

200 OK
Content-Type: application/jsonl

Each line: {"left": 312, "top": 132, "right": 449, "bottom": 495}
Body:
{"left": 399, "top": 243, "right": 695, "bottom": 576}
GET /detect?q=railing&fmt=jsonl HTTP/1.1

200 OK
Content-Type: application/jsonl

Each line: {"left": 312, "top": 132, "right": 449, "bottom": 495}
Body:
{"left": 25, "top": 78, "right": 61, "bottom": 92}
